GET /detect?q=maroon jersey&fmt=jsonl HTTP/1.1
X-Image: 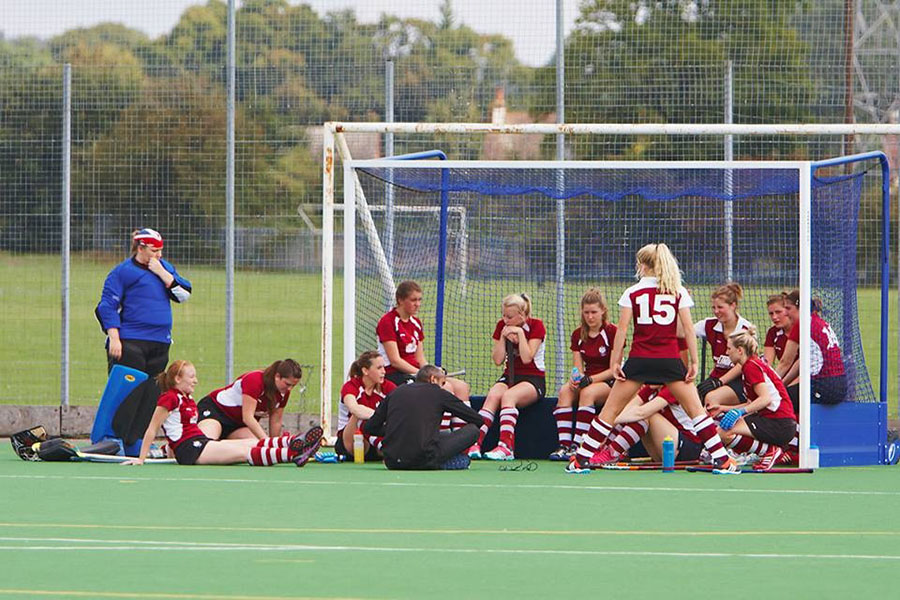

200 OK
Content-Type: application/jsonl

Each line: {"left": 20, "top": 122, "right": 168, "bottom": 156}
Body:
{"left": 337, "top": 377, "right": 397, "bottom": 430}
{"left": 492, "top": 317, "right": 546, "bottom": 378}
{"left": 376, "top": 308, "right": 425, "bottom": 375}
{"left": 695, "top": 316, "right": 754, "bottom": 378}
{"left": 786, "top": 313, "right": 845, "bottom": 379}
{"left": 741, "top": 355, "right": 796, "bottom": 420}
{"left": 619, "top": 277, "right": 694, "bottom": 359}
{"left": 208, "top": 370, "right": 290, "bottom": 425}
{"left": 570, "top": 323, "right": 617, "bottom": 376}
{"left": 157, "top": 389, "right": 204, "bottom": 450}
{"left": 810, "top": 313, "right": 845, "bottom": 378}
{"left": 765, "top": 325, "right": 789, "bottom": 361}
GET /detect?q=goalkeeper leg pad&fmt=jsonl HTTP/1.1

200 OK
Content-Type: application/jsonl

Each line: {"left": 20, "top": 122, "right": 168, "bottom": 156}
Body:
{"left": 35, "top": 438, "right": 78, "bottom": 462}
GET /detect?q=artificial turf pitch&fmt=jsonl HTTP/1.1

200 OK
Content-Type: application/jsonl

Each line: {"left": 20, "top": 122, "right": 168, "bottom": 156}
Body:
{"left": 0, "top": 444, "right": 897, "bottom": 600}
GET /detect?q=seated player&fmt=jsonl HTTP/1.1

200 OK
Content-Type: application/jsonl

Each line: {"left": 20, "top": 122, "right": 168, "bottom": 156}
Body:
{"left": 196, "top": 359, "right": 302, "bottom": 441}
{"left": 376, "top": 280, "right": 469, "bottom": 403}
{"left": 777, "top": 290, "right": 848, "bottom": 412}
{"left": 126, "top": 360, "right": 321, "bottom": 466}
{"left": 715, "top": 328, "right": 798, "bottom": 471}
{"left": 550, "top": 288, "right": 617, "bottom": 460}
{"left": 472, "top": 293, "right": 546, "bottom": 461}
{"left": 334, "top": 350, "right": 396, "bottom": 462}
{"left": 695, "top": 283, "right": 754, "bottom": 412}
{"left": 763, "top": 294, "right": 794, "bottom": 370}
{"left": 592, "top": 385, "right": 703, "bottom": 466}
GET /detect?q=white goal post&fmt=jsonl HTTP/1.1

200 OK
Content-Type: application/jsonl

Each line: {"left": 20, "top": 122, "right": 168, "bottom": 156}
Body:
{"left": 321, "top": 122, "right": 899, "bottom": 468}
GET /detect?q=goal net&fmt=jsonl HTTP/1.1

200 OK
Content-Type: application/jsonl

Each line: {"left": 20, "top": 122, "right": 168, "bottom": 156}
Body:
{"left": 322, "top": 127, "right": 891, "bottom": 468}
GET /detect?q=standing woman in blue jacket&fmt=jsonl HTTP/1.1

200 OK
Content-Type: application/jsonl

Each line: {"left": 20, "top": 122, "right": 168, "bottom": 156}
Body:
{"left": 95, "top": 228, "right": 192, "bottom": 377}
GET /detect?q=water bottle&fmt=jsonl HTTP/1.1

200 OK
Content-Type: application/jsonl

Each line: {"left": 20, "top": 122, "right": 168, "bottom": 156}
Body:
{"left": 571, "top": 367, "right": 583, "bottom": 385}
{"left": 662, "top": 436, "right": 675, "bottom": 472}
{"left": 353, "top": 428, "right": 365, "bottom": 464}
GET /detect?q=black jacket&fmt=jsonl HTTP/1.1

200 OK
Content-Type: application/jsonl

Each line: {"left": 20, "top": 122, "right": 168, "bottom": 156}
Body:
{"left": 363, "top": 382, "right": 482, "bottom": 467}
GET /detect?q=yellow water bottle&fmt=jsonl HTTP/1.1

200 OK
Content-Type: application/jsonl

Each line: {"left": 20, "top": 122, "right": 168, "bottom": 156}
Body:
{"left": 353, "top": 428, "right": 365, "bottom": 464}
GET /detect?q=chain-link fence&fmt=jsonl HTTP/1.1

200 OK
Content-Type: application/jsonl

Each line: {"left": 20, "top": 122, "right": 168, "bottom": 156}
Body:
{"left": 1, "top": 0, "right": 898, "bottom": 414}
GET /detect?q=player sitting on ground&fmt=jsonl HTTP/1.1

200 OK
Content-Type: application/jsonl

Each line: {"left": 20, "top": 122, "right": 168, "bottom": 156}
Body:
{"left": 567, "top": 243, "right": 737, "bottom": 474}
{"left": 196, "top": 359, "right": 301, "bottom": 441}
{"left": 549, "top": 288, "right": 617, "bottom": 461}
{"left": 126, "top": 360, "right": 322, "bottom": 466}
{"left": 471, "top": 293, "right": 547, "bottom": 461}
{"left": 696, "top": 283, "right": 754, "bottom": 414}
{"left": 590, "top": 385, "right": 703, "bottom": 466}
{"left": 714, "top": 328, "right": 798, "bottom": 471}
{"left": 334, "top": 350, "right": 396, "bottom": 462}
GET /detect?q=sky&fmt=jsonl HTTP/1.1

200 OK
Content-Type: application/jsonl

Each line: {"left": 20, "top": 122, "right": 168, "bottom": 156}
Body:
{"left": 2, "top": 0, "right": 582, "bottom": 67}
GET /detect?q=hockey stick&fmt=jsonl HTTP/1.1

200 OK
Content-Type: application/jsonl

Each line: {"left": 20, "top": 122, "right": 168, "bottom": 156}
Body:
{"left": 505, "top": 339, "right": 516, "bottom": 386}
{"left": 446, "top": 369, "right": 466, "bottom": 378}
{"left": 686, "top": 466, "right": 814, "bottom": 474}
{"left": 595, "top": 459, "right": 699, "bottom": 470}
{"left": 73, "top": 452, "right": 176, "bottom": 464}
{"left": 601, "top": 463, "right": 695, "bottom": 471}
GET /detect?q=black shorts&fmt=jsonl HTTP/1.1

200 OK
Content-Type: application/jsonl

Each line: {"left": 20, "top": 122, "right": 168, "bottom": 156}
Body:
{"left": 196, "top": 396, "right": 243, "bottom": 439}
{"left": 173, "top": 435, "right": 212, "bottom": 465}
{"left": 385, "top": 371, "right": 415, "bottom": 386}
{"left": 676, "top": 435, "right": 702, "bottom": 462}
{"left": 744, "top": 415, "right": 796, "bottom": 447}
{"left": 622, "top": 357, "right": 686, "bottom": 384}
{"left": 497, "top": 374, "right": 546, "bottom": 399}
{"left": 725, "top": 378, "right": 745, "bottom": 402}
{"left": 787, "top": 375, "right": 848, "bottom": 415}
{"left": 813, "top": 375, "right": 847, "bottom": 405}
{"left": 334, "top": 428, "right": 381, "bottom": 462}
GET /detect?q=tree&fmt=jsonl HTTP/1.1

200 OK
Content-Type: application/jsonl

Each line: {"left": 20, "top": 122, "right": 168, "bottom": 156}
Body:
{"left": 535, "top": 0, "right": 816, "bottom": 160}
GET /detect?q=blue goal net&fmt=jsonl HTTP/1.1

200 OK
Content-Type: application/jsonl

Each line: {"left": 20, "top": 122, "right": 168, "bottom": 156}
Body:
{"left": 347, "top": 156, "right": 889, "bottom": 462}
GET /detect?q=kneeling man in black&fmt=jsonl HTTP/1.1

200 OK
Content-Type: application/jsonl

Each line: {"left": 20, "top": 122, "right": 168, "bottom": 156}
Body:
{"left": 363, "top": 365, "right": 482, "bottom": 470}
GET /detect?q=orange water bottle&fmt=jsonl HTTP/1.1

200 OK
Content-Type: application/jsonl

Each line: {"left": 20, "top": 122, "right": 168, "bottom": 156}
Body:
{"left": 353, "top": 428, "right": 365, "bottom": 464}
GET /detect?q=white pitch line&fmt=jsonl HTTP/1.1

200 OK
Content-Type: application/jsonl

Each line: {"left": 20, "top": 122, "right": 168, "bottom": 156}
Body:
{"left": 0, "top": 537, "right": 898, "bottom": 562}
{"left": 0, "top": 474, "right": 896, "bottom": 497}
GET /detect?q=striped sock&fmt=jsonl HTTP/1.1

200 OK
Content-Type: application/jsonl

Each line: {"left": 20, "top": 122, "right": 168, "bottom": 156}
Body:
{"left": 728, "top": 434, "right": 770, "bottom": 456}
{"left": 576, "top": 417, "right": 613, "bottom": 462}
{"left": 450, "top": 416, "right": 467, "bottom": 431}
{"left": 255, "top": 436, "right": 289, "bottom": 449}
{"left": 477, "top": 409, "right": 495, "bottom": 446}
{"left": 498, "top": 407, "right": 519, "bottom": 450}
{"left": 573, "top": 406, "right": 597, "bottom": 446}
{"left": 692, "top": 414, "right": 728, "bottom": 463}
{"left": 608, "top": 420, "right": 649, "bottom": 458}
{"left": 440, "top": 412, "right": 452, "bottom": 432}
{"left": 366, "top": 435, "right": 383, "bottom": 452}
{"left": 553, "top": 407, "right": 574, "bottom": 446}
{"left": 248, "top": 447, "right": 290, "bottom": 466}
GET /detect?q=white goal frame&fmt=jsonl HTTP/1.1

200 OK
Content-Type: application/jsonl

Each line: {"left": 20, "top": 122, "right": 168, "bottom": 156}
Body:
{"left": 321, "top": 121, "right": 899, "bottom": 466}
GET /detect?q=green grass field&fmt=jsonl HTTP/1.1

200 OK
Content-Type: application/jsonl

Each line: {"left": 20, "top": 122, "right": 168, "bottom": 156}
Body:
{"left": 0, "top": 252, "right": 896, "bottom": 418}
{"left": 0, "top": 443, "right": 897, "bottom": 600}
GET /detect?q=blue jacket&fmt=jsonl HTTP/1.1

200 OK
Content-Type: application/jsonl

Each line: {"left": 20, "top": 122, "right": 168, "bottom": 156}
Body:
{"left": 95, "top": 257, "right": 192, "bottom": 344}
